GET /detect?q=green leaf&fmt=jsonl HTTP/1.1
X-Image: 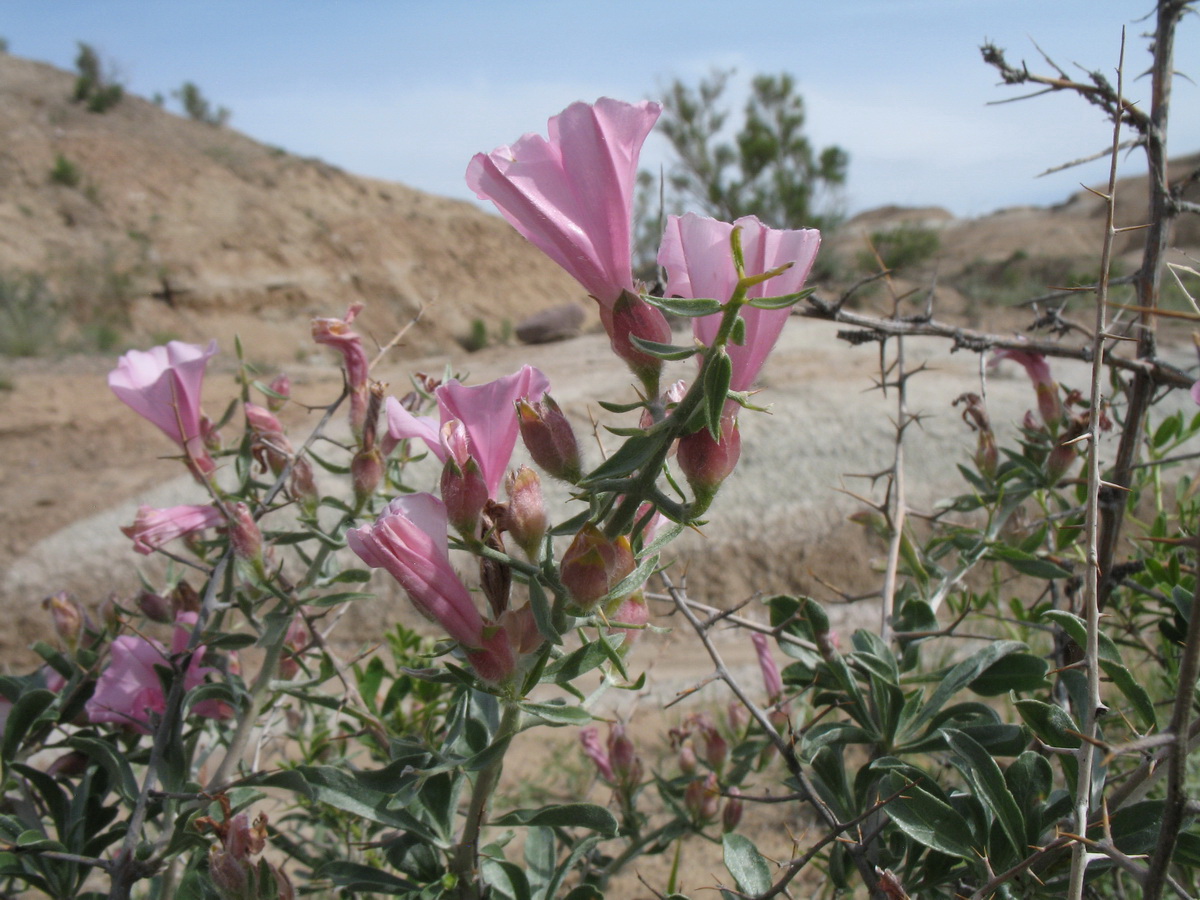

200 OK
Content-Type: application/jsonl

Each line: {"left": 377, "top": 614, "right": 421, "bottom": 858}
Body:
{"left": 518, "top": 701, "right": 594, "bottom": 727}
{"left": 968, "top": 653, "right": 1049, "bottom": 695}
{"left": 543, "top": 638, "right": 617, "bottom": 684}
{"left": 320, "top": 861, "right": 420, "bottom": 894}
{"left": 942, "top": 729, "right": 1026, "bottom": 863}
{"left": 908, "top": 641, "right": 1028, "bottom": 733}
{"left": 580, "top": 434, "right": 659, "bottom": 485}
{"left": 67, "top": 737, "right": 140, "bottom": 802}
{"left": 482, "top": 858, "right": 532, "bottom": 900}
{"left": 492, "top": 803, "right": 618, "bottom": 836}
{"left": 722, "top": 833, "right": 772, "bottom": 894}
{"left": 642, "top": 294, "right": 725, "bottom": 317}
{"left": 987, "top": 545, "right": 1072, "bottom": 579}
{"left": 2, "top": 688, "right": 55, "bottom": 763}
{"left": 628, "top": 335, "right": 701, "bottom": 361}
{"left": 745, "top": 287, "right": 814, "bottom": 310}
{"left": 307, "top": 590, "right": 374, "bottom": 608}
{"left": 880, "top": 772, "right": 978, "bottom": 860}
{"left": 702, "top": 350, "right": 733, "bottom": 440}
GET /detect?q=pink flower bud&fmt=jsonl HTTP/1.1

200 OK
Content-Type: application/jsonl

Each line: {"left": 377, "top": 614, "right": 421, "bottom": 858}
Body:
{"left": 122, "top": 504, "right": 225, "bottom": 556}
{"left": 440, "top": 421, "right": 489, "bottom": 537}
{"left": 722, "top": 786, "right": 744, "bottom": 833}
{"left": 580, "top": 725, "right": 615, "bottom": 783}
{"left": 685, "top": 772, "right": 720, "bottom": 823}
{"left": 601, "top": 290, "right": 672, "bottom": 391}
{"left": 43, "top": 591, "right": 85, "bottom": 650}
{"left": 677, "top": 742, "right": 698, "bottom": 776}
{"left": 352, "top": 446, "right": 385, "bottom": 506}
{"left": 227, "top": 503, "right": 262, "bottom": 563}
{"left": 690, "top": 712, "right": 728, "bottom": 774}
{"left": 677, "top": 413, "right": 741, "bottom": 499}
{"left": 560, "top": 524, "right": 636, "bottom": 611}
{"left": 503, "top": 466, "right": 547, "bottom": 559}
{"left": 312, "top": 303, "right": 370, "bottom": 435}
{"left": 608, "top": 722, "right": 642, "bottom": 789}
{"left": 727, "top": 698, "right": 750, "bottom": 735}
{"left": 136, "top": 589, "right": 174, "bottom": 624}
{"left": 266, "top": 373, "right": 291, "bottom": 411}
{"left": 751, "top": 632, "right": 784, "bottom": 705}
{"left": 277, "top": 613, "right": 312, "bottom": 680}
{"left": 993, "top": 349, "right": 1062, "bottom": 427}
{"left": 607, "top": 591, "right": 649, "bottom": 650}
{"left": 517, "top": 395, "right": 582, "bottom": 482}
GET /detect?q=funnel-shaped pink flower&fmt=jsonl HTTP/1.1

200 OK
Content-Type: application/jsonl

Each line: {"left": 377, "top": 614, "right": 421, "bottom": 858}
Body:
{"left": 659, "top": 214, "right": 820, "bottom": 391}
{"left": 467, "top": 99, "right": 659, "bottom": 307}
{"left": 750, "top": 632, "right": 784, "bottom": 705}
{"left": 347, "top": 493, "right": 515, "bottom": 680}
{"left": 992, "top": 348, "right": 1062, "bottom": 426}
{"left": 109, "top": 340, "right": 218, "bottom": 476}
{"left": 386, "top": 365, "right": 550, "bottom": 497}
{"left": 312, "top": 302, "right": 371, "bottom": 434}
{"left": 86, "top": 613, "right": 230, "bottom": 733}
{"left": 121, "top": 504, "right": 225, "bottom": 556}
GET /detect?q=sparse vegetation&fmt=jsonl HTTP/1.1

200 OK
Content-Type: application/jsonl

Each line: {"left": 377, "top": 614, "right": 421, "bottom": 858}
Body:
{"left": 0, "top": 272, "right": 59, "bottom": 356}
{"left": 48, "top": 154, "right": 81, "bottom": 188}
{"left": 856, "top": 221, "right": 941, "bottom": 273}
{"left": 71, "top": 41, "right": 123, "bottom": 113}
{"left": 173, "top": 81, "right": 230, "bottom": 126}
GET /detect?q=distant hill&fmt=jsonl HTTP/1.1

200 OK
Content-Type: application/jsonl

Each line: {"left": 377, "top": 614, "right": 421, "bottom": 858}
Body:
{"left": 0, "top": 52, "right": 583, "bottom": 361}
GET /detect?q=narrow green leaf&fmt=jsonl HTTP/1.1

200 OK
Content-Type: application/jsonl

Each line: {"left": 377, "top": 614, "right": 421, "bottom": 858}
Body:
{"left": 702, "top": 350, "right": 733, "bottom": 440}
{"left": 722, "top": 833, "right": 772, "bottom": 895}
{"left": 909, "top": 641, "right": 1027, "bottom": 732}
{"left": 320, "top": 861, "right": 420, "bottom": 894}
{"left": 2, "top": 688, "right": 55, "bottom": 763}
{"left": 628, "top": 335, "right": 701, "bottom": 361}
{"left": 580, "top": 434, "right": 659, "bottom": 485}
{"left": 518, "top": 701, "right": 594, "bottom": 727}
{"left": 942, "top": 728, "right": 1026, "bottom": 863}
{"left": 745, "top": 287, "right": 815, "bottom": 310}
{"left": 492, "top": 803, "right": 618, "bottom": 836}
{"left": 642, "top": 294, "right": 725, "bottom": 317}
{"left": 880, "top": 772, "right": 978, "bottom": 860}
{"left": 307, "top": 590, "right": 374, "bottom": 608}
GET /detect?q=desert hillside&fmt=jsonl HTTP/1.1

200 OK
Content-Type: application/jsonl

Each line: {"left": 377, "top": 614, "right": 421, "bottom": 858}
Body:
{"left": 0, "top": 52, "right": 585, "bottom": 360}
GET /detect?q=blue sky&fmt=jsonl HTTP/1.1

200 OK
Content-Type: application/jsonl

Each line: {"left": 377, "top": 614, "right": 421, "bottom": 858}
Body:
{"left": 5, "top": 1, "right": 1198, "bottom": 218}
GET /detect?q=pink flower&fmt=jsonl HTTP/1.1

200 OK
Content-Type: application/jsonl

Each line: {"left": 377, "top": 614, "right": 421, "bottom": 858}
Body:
{"left": 992, "top": 348, "right": 1062, "bottom": 426}
{"left": 312, "top": 302, "right": 370, "bottom": 434}
{"left": 108, "top": 340, "right": 218, "bottom": 477}
{"left": 386, "top": 365, "right": 550, "bottom": 497}
{"left": 347, "top": 493, "right": 515, "bottom": 681}
{"left": 86, "top": 613, "right": 230, "bottom": 733}
{"left": 579, "top": 726, "right": 615, "bottom": 783}
{"left": 659, "top": 213, "right": 820, "bottom": 391}
{"left": 121, "top": 504, "right": 225, "bottom": 556}
{"left": 750, "top": 632, "right": 784, "bottom": 704}
{"left": 466, "top": 99, "right": 659, "bottom": 307}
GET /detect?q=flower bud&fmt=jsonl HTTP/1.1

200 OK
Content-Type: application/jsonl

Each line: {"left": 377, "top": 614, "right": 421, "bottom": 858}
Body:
{"left": 608, "top": 722, "right": 642, "bottom": 790}
{"left": 580, "top": 726, "right": 615, "bottom": 783}
{"left": 478, "top": 520, "right": 512, "bottom": 618}
{"left": 727, "top": 699, "right": 750, "bottom": 735}
{"left": 503, "top": 466, "right": 547, "bottom": 559}
{"left": 136, "top": 589, "right": 175, "bottom": 624}
{"left": 693, "top": 713, "right": 728, "bottom": 774}
{"left": 722, "top": 786, "right": 744, "bottom": 833}
{"left": 517, "top": 395, "right": 581, "bottom": 482}
{"left": 677, "top": 742, "right": 698, "bottom": 776}
{"left": 560, "top": 524, "right": 635, "bottom": 611}
{"left": 227, "top": 503, "right": 262, "bottom": 564}
{"left": 751, "top": 632, "right": 784, "bottom": 705}
{"left": 266, "top": 373, "right": 291, "bottom": 412}
{"left": 602, "top": 290, "right": 672, "bottom": 394}
{"left": 685, "top": 772, "right": 720, "bottom": 823}
{"left": 352, "top": 446, "right": 385, "bottom": 506}
{"left": 43, "top": 592, "right": 85, "bottom": 650}
{"left": 277, "top": 613, "right": 312, "bottom": 680}
{"left": 677, "top": 413, "right": 741, "bottom": 505}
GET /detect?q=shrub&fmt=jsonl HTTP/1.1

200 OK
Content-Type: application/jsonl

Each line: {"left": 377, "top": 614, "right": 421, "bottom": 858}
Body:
{"left": 173, "top": 81, "right": 230, "bottom": 126}
{"left": 48, "top": 154, "right": 81, "bottom": 187}
{"left": 71, "top": 41, "right": 123, "bottom": 113}
{"left": 856, "top": 222, "right": 940, "bottom": 273}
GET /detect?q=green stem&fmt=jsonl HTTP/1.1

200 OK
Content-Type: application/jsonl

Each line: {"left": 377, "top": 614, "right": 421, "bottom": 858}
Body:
{"left": 451, "top": 702, "right": 521, "bottom": 899}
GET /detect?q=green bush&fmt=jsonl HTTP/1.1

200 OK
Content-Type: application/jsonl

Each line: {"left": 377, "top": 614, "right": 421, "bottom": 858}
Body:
{"left": 856, "top": 222, "right": 940, "bottom": 273}
{"left": 71, "top": 42, "right": 123, "bottom": 113}
{"left": 48, "top": 154, "right": 81, "bottom": 187}
{"left": 173, "top": 81, "right": 230, "bottom": 126}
